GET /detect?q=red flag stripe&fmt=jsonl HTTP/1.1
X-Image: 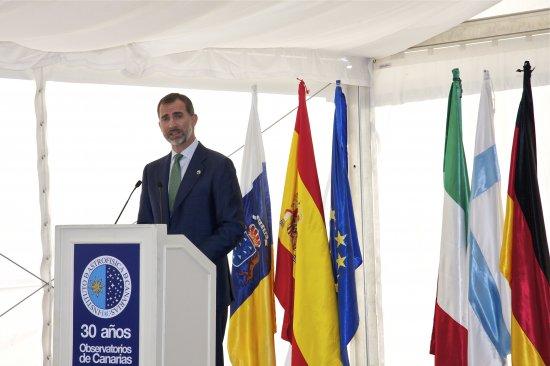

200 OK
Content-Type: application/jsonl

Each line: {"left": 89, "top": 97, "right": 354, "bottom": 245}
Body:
{"left": 274, "top": 241, "right": 295, "bottom": 342}
{"left": 430, "top": 303, "right": 468, "bottom": 366}
{"left": 295, "top": 81, "right": 324, "bottom": 217}
{"left": 507, "top": 128, "right": 519, "bottom": 199}
{"left": 291, "top": 336, "right": 308, "bottom": 366}
{"left": 511, "top": 126, "right": 550, "bottom": 281}
{"left": 511, "top": 203, "right": 550, "bottom": 364}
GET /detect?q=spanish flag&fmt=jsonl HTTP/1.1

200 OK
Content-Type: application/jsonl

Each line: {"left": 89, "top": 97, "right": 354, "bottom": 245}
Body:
{"left": 274, "top": 80, "right": 342, "bottom": 365}
{"left": 500, "top": 61, "right": 550, "bottom": 365}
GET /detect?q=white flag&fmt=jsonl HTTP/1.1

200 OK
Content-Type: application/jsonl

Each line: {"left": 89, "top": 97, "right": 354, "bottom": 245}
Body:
{"left": 467, "top": 70, "right": 511, "bottom": 365}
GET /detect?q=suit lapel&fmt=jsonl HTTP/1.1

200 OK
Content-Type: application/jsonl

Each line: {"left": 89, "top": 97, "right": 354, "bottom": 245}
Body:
{"left": 171, "top": 143, "right": 207, "bottom": 215}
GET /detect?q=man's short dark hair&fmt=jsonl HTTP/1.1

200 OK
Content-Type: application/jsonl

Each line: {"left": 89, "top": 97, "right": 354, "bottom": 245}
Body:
{"left": 157, "top": 93, "right": 195, "bottom": 117}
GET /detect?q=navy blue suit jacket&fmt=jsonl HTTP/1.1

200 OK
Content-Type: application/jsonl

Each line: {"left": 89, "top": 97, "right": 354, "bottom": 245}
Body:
{"left": 137, "top": 142, "right": 244, "bottom": 307}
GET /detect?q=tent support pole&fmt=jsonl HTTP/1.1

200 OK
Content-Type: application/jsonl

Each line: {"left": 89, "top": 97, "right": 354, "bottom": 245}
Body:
{"left": 345, "top": 75, "right": 385, "bottom": 365}
{"left": 34, "top": 67, "right": 53, "bottom": 366}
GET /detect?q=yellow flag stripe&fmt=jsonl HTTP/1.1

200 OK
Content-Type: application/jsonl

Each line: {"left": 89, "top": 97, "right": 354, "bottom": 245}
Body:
{"left": 500, "top": 196, "right": 514, "bottom": 282}
{"left": 278, "top": 131, "right": 299, "bottom": 255}
{"left": 228, "top": 274, "right": 276, "bottom": 366}
{"left": 511, "top": 315, "right": 546, "bottom": 366}
{"left": 293, "top": 173, "right": 341, "bottom": 365}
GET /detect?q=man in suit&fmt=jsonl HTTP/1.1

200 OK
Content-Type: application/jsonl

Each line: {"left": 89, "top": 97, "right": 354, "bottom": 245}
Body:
{"left": 137, "top": 93, "right": 244, "bottom": 366}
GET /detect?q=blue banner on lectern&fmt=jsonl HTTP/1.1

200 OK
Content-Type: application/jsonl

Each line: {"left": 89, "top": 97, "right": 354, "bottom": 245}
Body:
{"left": 73, "top": 244, "right": 140, "bottom": 365}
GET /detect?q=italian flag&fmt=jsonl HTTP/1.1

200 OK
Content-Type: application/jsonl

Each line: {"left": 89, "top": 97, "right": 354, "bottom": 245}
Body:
{"left": 430, "top": 68, "right": 470, "bottom": 366}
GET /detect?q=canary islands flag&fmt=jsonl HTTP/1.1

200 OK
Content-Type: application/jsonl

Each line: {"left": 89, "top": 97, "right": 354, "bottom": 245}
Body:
{"left": 329, "top": 81, "right": 363, "bottom": 366}
{"left": 228, "top": 85, "right": 276, "bottom": 366}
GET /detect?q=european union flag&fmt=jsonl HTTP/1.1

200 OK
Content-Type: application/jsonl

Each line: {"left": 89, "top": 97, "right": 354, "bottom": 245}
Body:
{"left": 329, "top": 81, "right": 363, "bottom": 366}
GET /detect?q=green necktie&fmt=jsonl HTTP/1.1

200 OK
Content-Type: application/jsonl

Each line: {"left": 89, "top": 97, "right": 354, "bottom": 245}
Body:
{"left": 168, "top": 153, "right": 183, "bottom": 212}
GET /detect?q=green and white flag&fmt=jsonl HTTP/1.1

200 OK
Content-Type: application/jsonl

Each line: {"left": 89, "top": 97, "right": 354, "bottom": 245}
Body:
{"left": 430, "top": 68, "right": 470, "bottom": 366}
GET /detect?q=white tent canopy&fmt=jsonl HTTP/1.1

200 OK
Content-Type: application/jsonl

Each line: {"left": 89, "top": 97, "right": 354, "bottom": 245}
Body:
{"left": 0, "top": 1, "right": 495, "bottom": 90}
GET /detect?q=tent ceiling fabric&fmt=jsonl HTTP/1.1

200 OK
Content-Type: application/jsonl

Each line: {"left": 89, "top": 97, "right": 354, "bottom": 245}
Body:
{"left": 374, "top": 8, "right": 550, "bottom": 105}
{"left": 0, "top": 1, "right": 497, "bottom": 88}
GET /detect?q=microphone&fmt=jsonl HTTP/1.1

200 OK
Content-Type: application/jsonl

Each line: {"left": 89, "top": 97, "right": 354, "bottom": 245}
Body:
{"left": 157, "top": 181, "right": 164, "bottom": 224}
{"left": 114, "top": 180, "right": 142, "bottom": 224}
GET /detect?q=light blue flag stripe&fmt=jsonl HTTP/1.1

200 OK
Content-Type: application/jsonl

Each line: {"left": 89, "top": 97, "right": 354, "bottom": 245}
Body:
{"left": 471, "top": 145, "right": 500, "bottom": 199}
{"left": 469, "top": 139, "right": 510, "bottom": 359}
{"left": 468, "top": 233, "right": 511, "bottom": 358}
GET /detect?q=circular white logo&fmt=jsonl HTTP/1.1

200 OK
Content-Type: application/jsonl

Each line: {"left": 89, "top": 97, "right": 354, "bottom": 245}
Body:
{"left": 80, "top": 255, "right": 132, "bottom": 318}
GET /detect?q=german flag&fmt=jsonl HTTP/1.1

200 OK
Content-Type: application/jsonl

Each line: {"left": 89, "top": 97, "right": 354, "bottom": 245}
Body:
{"left": 274, "top": 80, "right": 342, "bottom": 365}
{"left": 500, "top": 61, "right": 550, "bottom": 365}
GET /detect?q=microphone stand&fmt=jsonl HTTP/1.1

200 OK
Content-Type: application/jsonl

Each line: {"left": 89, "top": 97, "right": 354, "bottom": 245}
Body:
{"left": 157, "top": 182, "right": 164, "bottom": 224}
{"left": 114, "top": 180, "right": 142, "bottom": 224}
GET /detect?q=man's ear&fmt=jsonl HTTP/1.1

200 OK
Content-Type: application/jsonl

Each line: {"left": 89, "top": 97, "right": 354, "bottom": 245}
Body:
{"left": 192, "top": 114, "right": 198, "bottom": 126}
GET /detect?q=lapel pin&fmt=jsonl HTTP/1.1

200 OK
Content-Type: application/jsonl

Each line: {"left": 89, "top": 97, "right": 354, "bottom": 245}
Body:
{"left": 196, "top": 169, "right": 202, "bottom": 175}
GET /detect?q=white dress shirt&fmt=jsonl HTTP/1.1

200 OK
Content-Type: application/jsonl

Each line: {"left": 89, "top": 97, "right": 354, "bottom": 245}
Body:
{"left": 170, "top": 138, "right": 199, "bottom": 180}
